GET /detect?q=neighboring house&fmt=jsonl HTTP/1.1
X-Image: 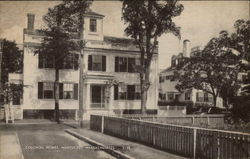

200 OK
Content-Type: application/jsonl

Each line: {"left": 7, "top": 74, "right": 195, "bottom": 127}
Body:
{"left": 159, "top": 40, "right": 223, "bottom": 108}
{"left": 8, "top": 11, "right": 158, "bottom": 120}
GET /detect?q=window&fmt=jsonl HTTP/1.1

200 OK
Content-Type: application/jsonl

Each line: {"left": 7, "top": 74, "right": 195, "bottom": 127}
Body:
{"left": 63, "top": 54, "right": 79, "bottom": 70}
{"left": 204, "top": 92, "right": 209, "bottom": 102}
{"left": 38, "top": 54, "right": 78, "bottom": 70}
{"left": 159, "top": 76, "right": 164, "bottom": 83}
{"left": 115, "top": 57, "right": 139, "bottom": 73}
{"left": 90, "top": 19, "right": 97, "bottom": 32}
{"left": 114, "top": 84, "right": 141, "bottom": 100}
{"left": 91, "top": 85, "right": 105, "bottom": 108}
{"left": 167, "top": 93, "right": 174, "bottom": 100}
{"left": 38, "top": 82, "right": 54, "bottom": 99}
{"left": 63, "top": 83, "right": 73, "bottom": 99}
{"left": 185, "top": 92, "right": 191, "bottom": 101}
{"left": 118, "top": 85, "right": 127, "bottom": 100}
{"left": 196, "top": 92, "right": 203, "bottom": 102}
{"left": 135, "top": 85, "right": 141, "bottom": 100}
{"left": 38, "top": 54, "right": 55, "bottom": 68}
{"left": 38, "top": 82, "right": 78, "bottom": 100}
{"left": 88, "top": 55, "right": 106, "bottom": 71}
{"left": 159, "top": 93, "right": 166, "bottom": 100}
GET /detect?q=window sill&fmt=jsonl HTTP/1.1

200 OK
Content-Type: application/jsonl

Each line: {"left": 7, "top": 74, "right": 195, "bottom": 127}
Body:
{"left": 38, "top": 68, "right": 78, "bottom": 71}
{"left": 114, "top": 99, "right": 141, "bottom": 101}
{"left": 88, "top": 32, "right": 99, "bottom": 36}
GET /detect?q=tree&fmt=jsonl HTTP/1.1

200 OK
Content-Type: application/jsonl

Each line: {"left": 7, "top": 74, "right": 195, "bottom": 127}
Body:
{"left": 122, "top": 0, "right": 184, "bottom": 114}
{"left": 0, "top": 39, "right": 22, "bottom": 85}
{"left": 228, "top": 19, "right": 250, "bottom": 123}
{"left": 176, "top": 31, "right": 241, "bottom": 107}
{"left": 34, "top": 4, "right": 79, "bottom": 123}
{"left": 0, "top": 39, "right": 22, "bottom": 105}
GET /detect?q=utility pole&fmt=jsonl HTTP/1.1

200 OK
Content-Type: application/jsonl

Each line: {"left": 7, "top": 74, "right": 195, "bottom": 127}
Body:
{"left": 78, "top": 10, "right": 85, "bottom": 128}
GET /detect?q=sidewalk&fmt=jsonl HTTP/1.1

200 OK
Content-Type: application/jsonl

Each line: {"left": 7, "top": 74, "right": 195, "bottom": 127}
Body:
{"left": 66, "top": 128, "right": 187, "bottom": 159}
{"left": 0, "top": 132, "right": 24, "bottom": 159}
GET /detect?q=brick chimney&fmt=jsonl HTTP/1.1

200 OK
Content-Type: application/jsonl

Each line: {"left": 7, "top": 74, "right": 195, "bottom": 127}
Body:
{"left": 27, "top": 13, "right": 35, "bottom": 30}
{"left": 183, "top": 39, "right": 191, "bottom": 57}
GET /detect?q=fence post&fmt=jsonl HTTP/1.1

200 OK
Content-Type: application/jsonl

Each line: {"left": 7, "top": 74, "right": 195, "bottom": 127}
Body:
{"left": 193, "top": 128, "right": 197, "bottom": 159}
{"left": 192, "top": 116, "right": 195, "bottom": 125}
{"left": 101, "top": 115, "right": 104, "bottom": 133}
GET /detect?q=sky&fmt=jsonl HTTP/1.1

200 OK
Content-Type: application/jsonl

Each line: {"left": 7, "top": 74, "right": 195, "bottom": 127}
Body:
{"left": 0, "top": 1, "right": 249, "bottom": 69}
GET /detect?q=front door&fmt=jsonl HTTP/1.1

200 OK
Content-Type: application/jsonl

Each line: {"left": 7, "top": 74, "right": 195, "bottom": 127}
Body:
{"left": 91, "top": 85, "right": 105, "bottom": 108}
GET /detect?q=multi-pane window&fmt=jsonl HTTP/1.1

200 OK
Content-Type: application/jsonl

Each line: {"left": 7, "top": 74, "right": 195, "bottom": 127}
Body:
{"left": 90, "top": 19, "right": 97, "bottom": 32}
{"left": 88, "top": 55, "right": 106, "bottom": 71}
{"left": 115, "top": 57, "right": 140, "bottom": 73}
{"left": 63, "top": 83, "right": 73, "bottom": 99}
{"left": 196, "top": 92, "right": 203, "bottom": 102}
{"left": 167, "top": 93, "right": 174, "bottom": 100}
{"left": 114, "top": 84, "right": 141, "bottom": 100}
{"left": 38, "top": 82, "right": 78, "bottom": 100}
{"left": 63, "top": 54, "right": 79, "bottom": 70}
{"left": 38, "top": 54, "right": 55, "bottom": 68}
{"left": 159, "top": 93, "right": 166, "bottom": 100}
{"left": 185, "top": 92, "right": 191, "bottom": 101}
{"left": 118, "top": 85, "right": 127, "bottom": 100}
{"left": 38, "top": 82, "right": 54, "bottom": 99}
{"left": 204, "top": 92, "right": 209, "bottom": 102}
{"left": 38, "top": 54, "right": 78, "bottom": 70}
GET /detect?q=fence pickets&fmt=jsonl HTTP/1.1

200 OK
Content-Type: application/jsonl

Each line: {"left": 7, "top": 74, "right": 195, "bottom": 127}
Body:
{"left": 90, "top": 115, "right": 250, "bottom": 159}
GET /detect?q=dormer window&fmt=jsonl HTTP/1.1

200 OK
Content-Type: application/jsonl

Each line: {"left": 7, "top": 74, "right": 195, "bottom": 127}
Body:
{"left": 90, "top": 18, "right": 97, "bottom": 32}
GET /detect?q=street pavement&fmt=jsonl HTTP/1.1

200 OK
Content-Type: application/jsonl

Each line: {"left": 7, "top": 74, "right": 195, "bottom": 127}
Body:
{"left": 0, "top": 123, "right": 114, "bottom": 159}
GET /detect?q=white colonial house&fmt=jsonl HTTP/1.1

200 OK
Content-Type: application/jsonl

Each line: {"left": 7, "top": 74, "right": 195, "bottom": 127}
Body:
{"left": 159, "top": 40, "right": 224, "bottom": 110}
{"left": 8, "top": 11, "right": 159, "bottom": 120}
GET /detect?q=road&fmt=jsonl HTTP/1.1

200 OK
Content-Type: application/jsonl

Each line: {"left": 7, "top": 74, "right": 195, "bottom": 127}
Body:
{"left": 0, "top": 123, "right": 115, "bottom": 159}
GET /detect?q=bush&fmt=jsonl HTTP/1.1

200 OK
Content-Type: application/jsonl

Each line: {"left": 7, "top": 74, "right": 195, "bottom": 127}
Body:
{"left": 228, "top": 96, "right": 250, "bottom": 123}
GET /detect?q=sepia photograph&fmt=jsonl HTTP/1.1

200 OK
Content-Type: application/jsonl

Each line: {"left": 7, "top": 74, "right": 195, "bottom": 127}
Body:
{"left": 0, "top": 0, "right": 249, "bottom": 159}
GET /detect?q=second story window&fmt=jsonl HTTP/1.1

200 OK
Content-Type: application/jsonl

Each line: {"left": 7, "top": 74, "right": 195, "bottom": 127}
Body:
{"left": 38, "top": 54, "right": 55, "bottom": 69}
{"left": 115, "top": 57, "right": 140, "bottom": 73}
{"left": 63, "top": 54, "right": 78, "bottom": 70}
{"left": 90, "top": 19, "right": 97, "bottom": 32}
{"left": 38, "top": 53, "right": 78, "bottom": 70}
{"left": 88, "top": 55, "right": 106, "bottom": 71}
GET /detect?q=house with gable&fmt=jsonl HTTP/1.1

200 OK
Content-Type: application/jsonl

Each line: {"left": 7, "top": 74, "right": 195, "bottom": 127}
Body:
{"left": 7, "top": 10, "right": 159, "bottom": 120}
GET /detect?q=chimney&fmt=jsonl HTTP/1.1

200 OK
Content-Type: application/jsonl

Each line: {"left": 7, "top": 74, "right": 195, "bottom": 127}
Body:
{"left": 27, "top": 13, "right": 35, "bottom": 30}
{"left": 183, "top": 39, "right": 191, "bottom": 57}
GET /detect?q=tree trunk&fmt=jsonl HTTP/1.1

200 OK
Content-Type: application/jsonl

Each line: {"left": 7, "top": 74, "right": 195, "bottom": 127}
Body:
{"left": 78, "top": 11, "right": 84, "bottom": 128}
{"left": 140, "top": 66, "right": 150, "bottom": 115}
{"left": 55, "top": 68, "right": 60, "bottom": 123}
{"left": 213, "top": 94, "right": 217, "bottom": 107}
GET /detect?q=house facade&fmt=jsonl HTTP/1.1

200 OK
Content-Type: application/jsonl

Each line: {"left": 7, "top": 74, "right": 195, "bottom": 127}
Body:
{"left": 10, "top": 11, "right": 158, "bottom": 120}
{"left": 159, "top": 40, "right": 223, "bottom": 108}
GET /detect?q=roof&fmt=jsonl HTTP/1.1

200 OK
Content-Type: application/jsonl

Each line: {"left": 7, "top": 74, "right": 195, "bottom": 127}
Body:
{"left": 84, "top": 11, "right": 105, "bottom": 18}
{"left": 104, "top": 36, "right": 135, "bottom": 45}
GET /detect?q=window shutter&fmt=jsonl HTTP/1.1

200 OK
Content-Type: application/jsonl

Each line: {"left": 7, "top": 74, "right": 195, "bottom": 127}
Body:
{"left": 74, "top": 54, "right": 79, "bottom": 70}
{"left": 128, "top": 58, "right": 135, "bottom": 73}
{"left": 127, "top": 85, "right": 135, "bottom": 100}
{"left": 59, "top": 83, "right": 64, "bottom": 99}
{"left": 114, "top": 85, "right": 118, "bottom": 100}
{"left": 115, "top": 57, "right": 119, "bottom": 72}
{"left": 74, "top": 83, "right": 78, "bottom": 100}
{"left": 38, "top": 54, "right": 43, "bottom": 68}
{"left": 88, "top": 55, "right": 92, "bottom": 70}
{"left": 38, "top": 82, "right": 43, "bottom": 99}
{"left": 102, "top": 56, "right": 106, "bottom": 72}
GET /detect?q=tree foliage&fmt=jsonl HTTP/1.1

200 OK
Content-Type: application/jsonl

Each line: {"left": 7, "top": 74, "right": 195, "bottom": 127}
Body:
{"left": 122, "top": 0, "right": 183, "bottom": 113}
{"left": 1, "top": 39, "right": 22, "bottom": 85}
